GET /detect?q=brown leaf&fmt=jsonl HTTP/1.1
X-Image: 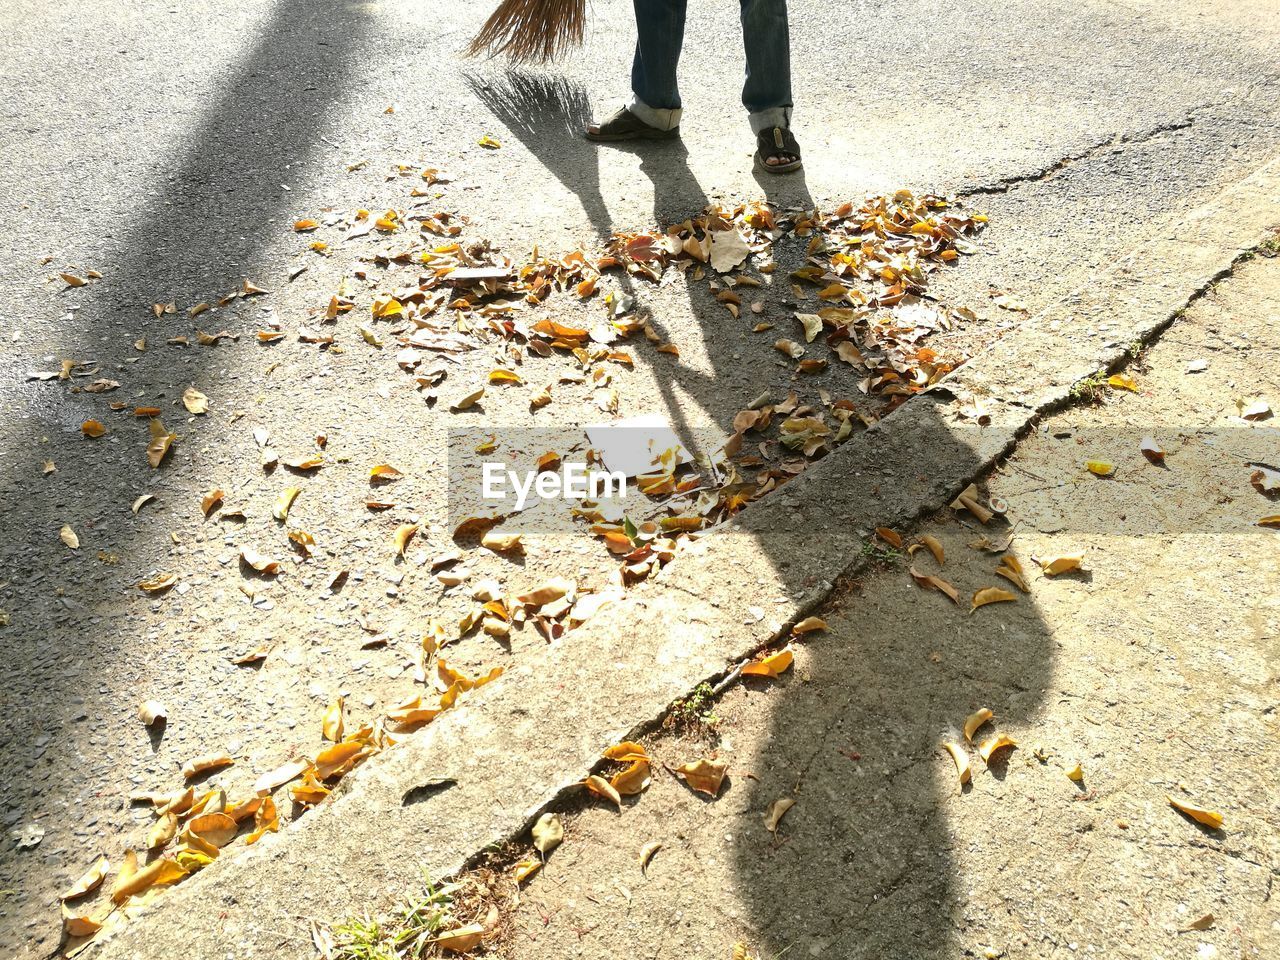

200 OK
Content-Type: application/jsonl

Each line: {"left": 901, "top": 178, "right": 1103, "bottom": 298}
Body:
{"left": 673, "top": 758, "right": 728, "bottom": 797}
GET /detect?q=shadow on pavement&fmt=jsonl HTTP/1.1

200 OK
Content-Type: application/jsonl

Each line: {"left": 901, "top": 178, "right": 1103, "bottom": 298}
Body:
{"left": 464, "top": 60, "right": 1054, "bottom": 960}
{"left": 0, "top": 1, "right": 371, "bottom": 953}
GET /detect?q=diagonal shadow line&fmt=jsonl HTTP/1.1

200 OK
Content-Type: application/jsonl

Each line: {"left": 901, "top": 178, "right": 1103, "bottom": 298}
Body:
{"left": 0, "top": 1, "right": 374, "bottom": 952}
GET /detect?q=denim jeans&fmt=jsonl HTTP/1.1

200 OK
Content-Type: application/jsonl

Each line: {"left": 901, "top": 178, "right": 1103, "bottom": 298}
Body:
{"left": 627, "top": 0, "right": 793, "bottom": 134}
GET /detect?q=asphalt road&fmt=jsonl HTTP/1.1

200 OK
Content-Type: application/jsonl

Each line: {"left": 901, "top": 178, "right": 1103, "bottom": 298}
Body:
{"left": 1, "top": 0, "right": 1278, "bottom": 954}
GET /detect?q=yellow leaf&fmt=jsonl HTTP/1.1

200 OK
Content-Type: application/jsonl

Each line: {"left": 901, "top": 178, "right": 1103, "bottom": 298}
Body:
{"left": 513, "top": 859, "right": 542, "bottom": 884}
{"left": 110, "top": 856, "right": 187, "bottom": 904}
{"left": 393, "top": 523, "right": 418, "bottom": 557}
{"left": 322, "top": 697, "right": 344, "bottom": 742}
{"left": 282, "top": 453, "right": 323, "bottom": 470}
{"left": 602, "top": 741, "right": 649, "bottom": 762}
{"left": 610, "top": 759, "right": 652, "bottom": 796}
{"left": 81, "top": 419, "right": 106, "bottom": 438}
{"left": 182, "top": 386, "right": 209, "bottom": 414}
{"left": 994, "top": 555, "right": 1029, "bottom": 592}
{"left": 369, "top": 464, "right": 402, "bottom": 481}
{"left": 240, "top": 547, "right": 280, "bottom": 574}
{"left": 184, "top": 812, "right": 237, "bottom": 847}
{"left": 61, "top": 903, "right": 106, "bottom": 939}
{"left": 182, "top": 752, "right": 234, "bottom": 779}
{"left": 639, "top": 841, "right": 662, "bottom": 872}
{"left": 244, "top": 795, "right": 279, "bottom": 844}
{"left": 516, "top": 578, "right": 572, "bottom": 607}
{"left": 943, "top": 741, "right": 971, "bottom": 785}
{"left": 1034, "top": 553, "right": 1084, "bottom": 576}
{"left": 477, "top": 134, "right": 502, "bottom": 149}
{"left": 61, "top": 856, "right": 110, "bottom": 901}
{"left": 1085, "top": 460, "right": 1114, "bottom": 477}
{"left": 583, "top": 774, "right": 622, "bottom": 809}
{"left": 1168, "top": 795, "right": 1223, "bottom": 829}
{"left": 792, "top": 616, "right": 827, "bottom": 635}
{"left": 450, "top": 387, "right": 485, "bottom": 411}
{"left": 963, "top": 708, "right": 993, "bottom": 743}
{"left": 290, "top": 768, "right": 331, "bottom": 805}
{"left": 1065, "top": 764, "right": 1084, "bottom": 782}
{"left": 147, "top": 418, "right": 176, "bottom": 468}
{"left": 978, "top": 733, "right": 1017, "bottom": 763}
{"left": 433, "top": 924, "right": 486, "bottom": 953}
{"left": 909, "top": 566, "right": 960, "bottom": 604}
{"left": 1107, "top": 374, "right": 1138, "bottom": 392}
{"left": 1258, "top": 515, "right": 1280, "bottom": 528}
{"left": 60, "top": 272, "right": 87, "bottom": 287}
{"left": 201, "top": 488, "right": 225, "bottom": 516}
{"left": 138, "top": 700, "right": 167, "bottom": 726}
{"left": 673, "top": 757, "right": 728, "bottom": 797}
{"left": 60, "top": 525, "right": 80, "bottom": 550}
{"left": 293, "top": 219, "right": 319, "bottom": 232}
{"left": 273, "top": 486, "right": 301, "bottom": 522}
{"left": 288, "top": 529, "right": 316, "bottom": 557}
{"left": 488, "top": 368, "right": 523, "bottom": 385}
{"left": 741, "top": 647, "right": 794, "bottom": 679}
{"left": 531, "top": 812, "right": 563, "bottom": 854}
{"left": 136, "top": 572, "right": 178, "bottom": 592}
{"left": 970, "top": 587, "right": 1017, "bottom": 612}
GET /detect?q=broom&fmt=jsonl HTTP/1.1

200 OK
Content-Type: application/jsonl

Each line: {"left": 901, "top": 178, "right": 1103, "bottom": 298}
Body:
{"left": 467, "top": 0, "right": 588, "bottom": 65}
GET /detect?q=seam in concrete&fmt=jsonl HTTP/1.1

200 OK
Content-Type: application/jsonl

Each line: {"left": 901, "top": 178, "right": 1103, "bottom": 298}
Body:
{"left": 88, "top": 150, "right": 1280, "bottom": 960}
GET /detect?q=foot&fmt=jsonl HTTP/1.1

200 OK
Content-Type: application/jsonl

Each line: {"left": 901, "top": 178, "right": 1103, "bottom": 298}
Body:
{"left": 755, "top": 125, "right": 802, "bottom": 174}
{"left": 585, "top": 106, "right": 680, "bottom": 142}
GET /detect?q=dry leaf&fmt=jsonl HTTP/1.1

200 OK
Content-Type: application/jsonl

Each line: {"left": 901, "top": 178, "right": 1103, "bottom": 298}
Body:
{"left": 1065, "top": 764, "right": 1084, "bottom": 782}
{"left": 253, "top": 758, "right": 309, "bottom": 795}
{"left": 81, "top": 420, "right": 106, "bottom": 438}
{"left": 244, "top": 795, "right": 279, "bottom": 844}
{"left": 185, "top": 812, "right": 237, "bottom": 847}
{"left": 963, "top": 708, "right": 993, "bottom": 743}
{"left": 602, "top": 741, "right": 649, "bottom": 762}
{"left": 792, "top": 616, "right": 827, "bottom": 635}
{"left": 943, "top": 741, "right": 971, "bottom": 785}
{"left": 1168, "top": 795, "right": 1223, "bottom": 829}
{"left": 147, "top": 418, "right": 176, "bottom": 468}
{"left": 583, "top": 775, "right": 622, "bottom": 809}
{"left": 137, "top": 572, "right": 177, "bottom": 592}
{"left": 639, "top": 840, "right": 662, "bottom": 872}
{"left": 909, "top": 566, "right": 960, "bottom": 604}
{"left": 1107, "top": 374, "right": 1138, "bottom": 392}
{"left": 763, "top": 797, "right": 795, "bottom": 832}
{"left": 1183, "top": 913, "right": 1215, "bottom": 931}
{"left": 182, "top": 387, "right": 209, "bottom": 414}
{"left": 60, "top": 525, "right": 80, "bottom": 550}
{"left": 673, "top": 758, "right": 728, "bottom": 797}
{"left": 1256, "top": 515, "right": 1280, "bottom": 528}
{"left": 516, "top": 578, "right": 572, "bottom": 607}
{"left": 61, "top": 856, "right": 109, "bottom": 901}
{"left": 321, "top": 698, "right": 345, "bottom": 742}
{"left": 994, "top": 555, "right": 1029, "bottom": 592}
{"left": 138, "top": 700, "right": 167, "bottom": 726}
{"left": 182, "top": 752, "right": 234, "bottom": 779}
{"left": 978, "top": 734, "right": 1017, "bottom": 763}
{"left": 481, "top": 530, "right": 522, "bottom": 553}
{"left": 450, "top": 387, "right": 485, "bottom": 411}
{"left": 433, "top": 924, "right": 486, "bottom": 953}
{"left": 131, "top": 493, "right": 156, "bottom": 515}
{"left": 918, "top": 534, "right": 944, "bottom": 565}
{"left": 970, "top": 587, "right": 1017, "bottom": 612}
{"left": 1034, "top": 553, "right": 1084, "bottom": 576}
{"left": 610, "top": 759, "right": 652, "bottom": 796}
{"left": 110, "top": 856, "right": 186, "bottom": 903}
{"left": 393, "top": 523, "right": 418, "bottom": 557}
{"left": 273, "top": 486, "right": 301, "bottom": 522}
{"left": 531, "top": 812, "right": 563, "bottom": 855}
{"left": 240, "top": 547, "right": 280, "bottom": 574}
{"left": 61, "top": 903, "right": 105, "bottom": 938}
{"left": 741, "top": 647, "right": 794, "bottom": 679}
{"left": 1085, "top": 460, "right": 1114, "bottom": 477}
{"left": 513, "top": 859, "right": 542, "bottom": 884}
{"left": 1140, "top": 437, "right": 1166, "bottom": 463}
{"left": 282, "top": 454, "right": 323, "bottom": 471}
{"left": 369, "top": 464, "right": 402, "bottom": 482}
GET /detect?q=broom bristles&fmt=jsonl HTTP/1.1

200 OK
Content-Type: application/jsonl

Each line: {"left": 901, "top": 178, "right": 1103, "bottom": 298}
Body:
{"left": 468, "top": 0, "right": 587, "bottom": 65}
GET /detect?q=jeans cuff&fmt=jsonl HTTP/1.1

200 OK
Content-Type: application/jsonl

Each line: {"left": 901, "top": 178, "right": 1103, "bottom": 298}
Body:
{"left": 627, "top": 94, "right": 682, "bottom": 131}
{"left": 749, "top": 106, "right": 793, "bottom": 135}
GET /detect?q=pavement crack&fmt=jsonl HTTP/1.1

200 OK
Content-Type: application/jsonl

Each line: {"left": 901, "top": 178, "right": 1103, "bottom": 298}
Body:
{"left": 963, "top": 116, "right": 1194, "bottom": 196}
{"left": 401, "top": 777, "right": 458, "bottom": 807}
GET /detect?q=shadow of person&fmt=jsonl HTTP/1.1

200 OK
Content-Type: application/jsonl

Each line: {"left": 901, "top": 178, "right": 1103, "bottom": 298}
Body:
{"left": 0, "top": 1, "right": 372, "bottom": 953}
{"left": 463, "top": 65, "right": 1052, "bottom": 960}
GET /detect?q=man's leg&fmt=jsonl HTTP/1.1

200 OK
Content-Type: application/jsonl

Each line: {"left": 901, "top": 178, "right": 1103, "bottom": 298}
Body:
{"left": 628, "top": 0, "right": 688, "bottom": 132}
{"left": 741, "top": 0, "right": 793, "bottom": 133}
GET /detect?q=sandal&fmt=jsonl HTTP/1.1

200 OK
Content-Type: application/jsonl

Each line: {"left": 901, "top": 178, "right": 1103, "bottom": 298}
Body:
{"left": 585, "top": 106, "right": 680, "bottom": 142}
{"left": 755, "top": 125, "right": 802, "bottom": 174}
